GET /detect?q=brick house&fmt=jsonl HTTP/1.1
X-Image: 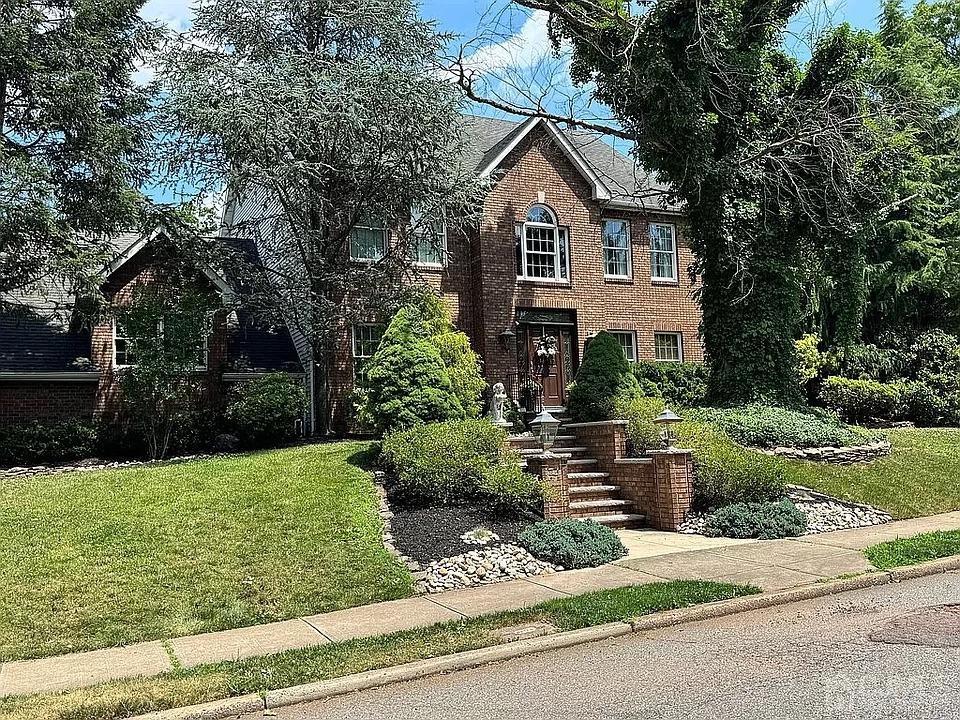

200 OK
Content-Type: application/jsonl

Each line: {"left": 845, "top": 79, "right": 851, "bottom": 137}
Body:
{"left": 1, "top": 114, "right": 700, "bottom": 433}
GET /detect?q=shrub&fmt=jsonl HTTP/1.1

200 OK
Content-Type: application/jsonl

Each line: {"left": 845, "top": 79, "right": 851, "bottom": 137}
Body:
{"left": 676, "top": 421, "right": 787, "bottom": 510}
{"left": 568, "top": 331, "right": 642, "bottom": 422}
{"left": 518, "top": 519, "right": 627, "bottom": 569}
{"left": 631, "top": 361, "right": 708, "bottom": 407}
{"left": 0, "top": 419, "right": 98, "bottom": 466}
{"left": 703, "top": 501, "right": 808, "bottom": 540}
{"left": 433, "top": 330, "right": 485, "bottom": 418}
{"left": 840, "top": 344, "right": 909, "bottom": 382}
{"left": 380, "top": 419, "right": 542, "bottom": 509}
{"left": 909, "top": 329, "right": 960, "bottom": 380}
{"left": 693, "top": 404, "right": 869, "bottom": 449}
{"left": 225, "top": 373, "right": 307, "bottom": 448}
{"left": 819, "top": 376, "right": 905, "bottom": 424}
{"left": 365, "top": 331, "right": 465, "bottom": 436}
{"left": 614, "top": 394, "right": 666, "bottom": 454}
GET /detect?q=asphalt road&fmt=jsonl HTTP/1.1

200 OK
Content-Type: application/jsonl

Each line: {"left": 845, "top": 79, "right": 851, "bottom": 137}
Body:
{"left": 252, "top": 572, "right": 960, "bottom": 720}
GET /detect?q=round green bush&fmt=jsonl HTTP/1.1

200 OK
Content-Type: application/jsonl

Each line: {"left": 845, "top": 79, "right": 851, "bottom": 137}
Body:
{"left": 517, "top": 519, "right": 628, "bottom": 569}
{"left": 819, "top": 376, "right": 905, "bottom": 424}
{"left": 703, "top": 500, "right": 807, "bottom": 540}
{"left": 567, "top": 331, "right": 642, "bottom": 423}
{"left": 225, "top": 373, "right": 307, "bottom": 448}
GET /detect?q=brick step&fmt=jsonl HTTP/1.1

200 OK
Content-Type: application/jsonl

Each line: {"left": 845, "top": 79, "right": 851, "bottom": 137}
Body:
{"left": 568, "top": 485, "right": 623, "bottom": 502}
{"left": 567, "top": 471, "right": 611, "bottom": 483}
{"left": 570, "top": 498, "right": 633, "bottom": 515}
{"left": 567, "top": 458, "right": 598, "bottom": 467}
{"left": 579, "top": 513, "right": 646, "bottom": 529}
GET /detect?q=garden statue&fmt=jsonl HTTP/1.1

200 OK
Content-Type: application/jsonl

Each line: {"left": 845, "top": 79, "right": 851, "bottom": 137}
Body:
{"left": 490, "top": 382, "right": 511, "bottom": 427}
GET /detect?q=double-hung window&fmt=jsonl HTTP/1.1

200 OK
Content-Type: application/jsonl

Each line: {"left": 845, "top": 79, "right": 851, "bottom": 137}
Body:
{"left": 516, "top": 205, "right": 569, "bottom": 282}
{"left": 352, "top": 323, "right": 384, "bottom": 382}
{"left": 602, "top": 219, "right": 632, "bottom": 279}
{"left": 654, "top": 332, "right": 683, "bottom": 362}
{"left": 113, "top": 319, "right": 138, "bottom": 367}
{"left": 609, "top": 330, "right": 637, "bottom": 362}
{"left": 408, "top": 208, "right": 446, "bottom": 267}
{"left": 650, "top": 223, "right": 678, "bottom": 282}
{"left": 350, "top": 215, "right": 387, "bottom": 262}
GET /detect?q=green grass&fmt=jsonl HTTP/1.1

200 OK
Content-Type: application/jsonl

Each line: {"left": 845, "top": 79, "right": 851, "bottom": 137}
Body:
{"left": 865, "top": 530, "right": 960, "bottom": 570}
{"left": 0, "top": 580, "right": 758, "bottom": 720}
{"left": 781, "top": 428, "right": 960, "bottom": 520}
{"left": 0, "top": 442, "right": 412, "bottom": 662}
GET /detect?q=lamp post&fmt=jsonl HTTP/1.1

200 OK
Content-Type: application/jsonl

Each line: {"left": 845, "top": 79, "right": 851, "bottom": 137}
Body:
{"left": 530, "top": 409, "right": 561, "bottom": 451}
{"left": 653, "top": 408, "right": 683, "bottom": 449}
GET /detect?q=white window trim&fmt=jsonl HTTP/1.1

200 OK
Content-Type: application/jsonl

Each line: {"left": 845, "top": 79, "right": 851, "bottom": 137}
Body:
{"left": 650, "top": 223, "right": 679, "bottom": 283}
{"left": 113, "top": 318, "right": 210, "bottom": 370}
{"left": 410, "top": 219, "right": 447, "bottom": 269}
{"left": 517, "top": 206, "right": 570, "bottom": 284}
{"left": 602, "top": 218, "right": 633, "bottom": 280}
{"left": 349, "top": 221, "right": 388, "bottom": 263}
{"left": 352, "top": 323, "right": 384, "bottom": 359}
{"left": 609, "top": 330, "right": 637, "bottom": 363}
{"left": 654, "top": 332, "right": 684, "bottom": 363}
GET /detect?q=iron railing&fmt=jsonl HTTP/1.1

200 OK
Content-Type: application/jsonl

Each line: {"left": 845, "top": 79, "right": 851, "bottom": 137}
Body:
{"left": 505, "top": 369, "right": 543, "bottom": 417}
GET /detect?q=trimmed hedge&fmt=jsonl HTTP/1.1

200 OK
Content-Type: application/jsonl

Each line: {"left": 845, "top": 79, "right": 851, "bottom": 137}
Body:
{"left": 819, "top": 377, "right": 905, "bottom": 424}
{"left": 703, "top": 501, "right": 808, "bottom": 540}
{"left": 693, "top": 404, "right": 870, "bottom": 449}
{"left": 0, "top": 419, "right": 98, "bottom": 466}
{"left": 567, "top": 331, "right": 642, "bottom": 422}
{"left": 631, "top": 361, "right": 708, "bottom": 408}
{"left": 518, "top": 519, "right": 627, "bottom": 569}
{"left": 379, "top": 419, "right": 542, "bottom": 510}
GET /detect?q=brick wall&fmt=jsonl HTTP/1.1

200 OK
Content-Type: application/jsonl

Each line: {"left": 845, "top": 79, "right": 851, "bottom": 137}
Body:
{"left": 0, "top": 382, "right": 97, "bottom": 427}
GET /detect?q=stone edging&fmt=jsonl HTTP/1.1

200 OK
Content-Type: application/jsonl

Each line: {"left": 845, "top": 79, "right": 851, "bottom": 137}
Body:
{"left": 0, "top": 454, "right": 221, "bottom": 479}
{"left": 753, "top": 439, "right": 891, "bottom": 464}
{"left": 372, "top": 471, "right": 425, "bottom": 587}
{"left": 127, "top": 555, "right": 960, "bottom": 720}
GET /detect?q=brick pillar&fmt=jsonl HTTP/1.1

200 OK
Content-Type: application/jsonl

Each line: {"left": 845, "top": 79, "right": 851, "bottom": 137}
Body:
{"left": 527, "top": 452, "right": 570, "bottom": 519}
{"left": 650, "top": 450, "right": 695, "bottom": 531}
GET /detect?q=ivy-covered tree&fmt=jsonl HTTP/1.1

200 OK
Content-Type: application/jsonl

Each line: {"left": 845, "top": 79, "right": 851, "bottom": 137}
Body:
{"left": 499, "top": 1, "right": 902, "bottom": 406}
{"left": 159, "top": 0, "right": 485, "bottom": 432}
{"left": 0, "top": 0, "right": 157, "bottom": 303}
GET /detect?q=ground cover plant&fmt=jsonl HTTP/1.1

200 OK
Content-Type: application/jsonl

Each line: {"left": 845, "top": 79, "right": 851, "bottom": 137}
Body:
{"left": 0, "top": 442, "right": 411, "bottom": 661}
{"left": 865, "top": 530, "right": 960, "bottom": 569}
{"left": 0, "top": 581, "right": 759, "bottom": 720}
{"left": 693, "top": 404, "right": 872, "bottom": 449}
{"left": 703, "top": 501, "right": 808, "bottom": 540}
{"left": 518, "top": 519, "right": 628, "bottom": 569}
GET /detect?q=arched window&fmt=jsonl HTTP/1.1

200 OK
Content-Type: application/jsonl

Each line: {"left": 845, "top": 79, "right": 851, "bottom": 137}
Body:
{"left": 515, "top": 204, "right": 569, "bottom": 281}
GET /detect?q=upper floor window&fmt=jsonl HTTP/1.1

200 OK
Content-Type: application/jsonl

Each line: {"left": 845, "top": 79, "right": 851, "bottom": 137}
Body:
{"left": 409, "top": 208, "right": 446, "bottom": 267}
{"left": 609, "top": 330, "right": 637, "bottom": 362}
{"left": 516, "top": 205, "right": 569, "bottom": 282}
{"left": 650, "top": 223, "right": 678, "bottom": 282}
{"left": 350, "top": 215, "right": 387, "bottom": 262}
{"left": 602, "top": 219, "right": 632, "bottom": 279}
{"left": 352, "top": 323, "right": 384, "bottom": 382}
{"left": 654, "top": 332, "right": 683, "bottom": 362}
{"left": 114, "top": 319, "right": 139, "bottom": 367}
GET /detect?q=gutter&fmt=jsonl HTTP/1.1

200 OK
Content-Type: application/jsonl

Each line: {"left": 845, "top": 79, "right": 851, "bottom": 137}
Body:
{"left": 0, "top": 372, "right": 100, "bottom": 382}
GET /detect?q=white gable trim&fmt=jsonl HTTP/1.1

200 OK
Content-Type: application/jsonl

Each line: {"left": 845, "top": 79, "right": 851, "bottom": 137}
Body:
{"left": 477, "top": 117, "right": 613, "bottom": 202}
{"left": 105, "top": 227, "right": 235, "bottom": 301}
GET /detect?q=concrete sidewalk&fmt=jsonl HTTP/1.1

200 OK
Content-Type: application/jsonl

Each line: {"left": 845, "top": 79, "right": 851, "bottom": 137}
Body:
{"left": 4, "top": 511, "right": 960, "bottom": 699}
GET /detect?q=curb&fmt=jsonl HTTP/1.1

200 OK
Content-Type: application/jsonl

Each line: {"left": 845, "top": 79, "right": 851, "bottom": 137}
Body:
{"left": 129, "top": 560, "right": 960, "bottom": 720}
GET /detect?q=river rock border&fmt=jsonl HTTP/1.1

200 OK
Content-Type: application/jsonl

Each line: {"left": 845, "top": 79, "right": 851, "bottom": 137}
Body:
{"left": 0, "top": 454, "right": 218, "bottom": 479}
{"left": 754, "top": 439, "right": 891, "bottom": 465}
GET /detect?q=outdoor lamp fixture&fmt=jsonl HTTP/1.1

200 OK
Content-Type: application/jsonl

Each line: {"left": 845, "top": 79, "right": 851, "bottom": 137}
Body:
{"left": 530, "top": 409, "right": 561, "bottom": 451}
{"left": 497, "top": 325, "right": 517, "bottom": 350}
{"left": 654, "top": 408, "right": 683, "bottom": 449}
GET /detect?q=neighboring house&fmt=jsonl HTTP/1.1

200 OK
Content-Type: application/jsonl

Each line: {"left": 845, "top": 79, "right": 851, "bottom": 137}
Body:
{"left": 227, "top": 114, "right": 702, "bottom": 432}
{"left": 0, "top": 229, "right": 302, "bottom": 428}
{"left": 0, "top": 113, "right": 700, "bottom": 433}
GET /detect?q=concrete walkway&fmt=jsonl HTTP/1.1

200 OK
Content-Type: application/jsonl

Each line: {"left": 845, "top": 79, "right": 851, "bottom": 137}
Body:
{"left": 4, "top": 512, "right": 960, "bottom": 699}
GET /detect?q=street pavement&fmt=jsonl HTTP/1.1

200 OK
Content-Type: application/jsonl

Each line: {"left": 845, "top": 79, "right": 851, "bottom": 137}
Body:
{"left": 249, "top": 571, "right": 960, "bottom": 720}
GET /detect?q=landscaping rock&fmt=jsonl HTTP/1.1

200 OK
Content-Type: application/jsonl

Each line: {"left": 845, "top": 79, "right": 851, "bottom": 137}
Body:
{"left": 0, "top": 454, "right": 219, "bottom": 479}
{"left": 419, "top": 544, "right": 560, "bottom": 593}
{"left": 753, "top": 439, "right": 892, "bottom": 465}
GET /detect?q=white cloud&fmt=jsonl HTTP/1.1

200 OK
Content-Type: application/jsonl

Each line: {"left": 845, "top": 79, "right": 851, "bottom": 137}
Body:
{"left": 141, "top": 0, "right": 194, "bottom": 32}
{"left": 462, "top": 10, "right": 553, "bottom": 74}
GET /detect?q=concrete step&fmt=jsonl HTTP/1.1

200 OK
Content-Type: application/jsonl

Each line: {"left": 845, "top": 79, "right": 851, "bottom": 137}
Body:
{"left": 518, "top": 446, "right": 588, "bottom": 458}
{"left": 579, "top": 513, "right": 646, "bottom": 529}
{"left": 567, "top": 458, "right": 598, "bottom": 468}
{"left": 569, "top": 484, "right": 620, "bottom": 495}
{"left": 570, "top": 498, "right": 633, "bottom": 514}
{"left": 568, "top": 471, "right": 611, "bottom": 482}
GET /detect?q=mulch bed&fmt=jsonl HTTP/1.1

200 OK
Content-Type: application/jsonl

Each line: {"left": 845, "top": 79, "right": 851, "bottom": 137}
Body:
{"left": 388, "top": 504, "right": 539, "bottom": 565}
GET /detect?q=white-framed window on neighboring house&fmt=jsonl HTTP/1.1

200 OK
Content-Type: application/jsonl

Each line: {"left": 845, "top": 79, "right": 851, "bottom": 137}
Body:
{"left": 113, "top": 317, "right": 209, "bottom": 369}
{"left": 609, "top": 330, "right": 637, "bottom": 362}
{"left": 352, "top": 323, "right": 384, "bottom": 382}
{"left": 654, "top": 332, "right": 684, "bottom": 363}
{"left": 408, "top": 208, "right": 446, "bottom": 267}
{"left": 602, "top": 219, "right": 632, "bottom": 279}
{"left": 650, "top": 223, "right": 678, "bottom": 282}
{"left": 516, "top": 204, "right": 569, "bottom": 282}
{"left": 349, "top": 215, "right": 387, "bottom": 262}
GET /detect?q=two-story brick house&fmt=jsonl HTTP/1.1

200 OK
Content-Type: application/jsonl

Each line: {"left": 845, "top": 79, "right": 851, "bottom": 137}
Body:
{"left": 0, "top": 113, "right": 700, "bottom": 433}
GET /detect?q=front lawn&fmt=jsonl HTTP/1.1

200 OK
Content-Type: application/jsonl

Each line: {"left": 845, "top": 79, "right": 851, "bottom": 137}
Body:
{"left": 783, "top": 429, "right": 960, "bottom": 519}
{"left": 0, "top": 581, "right": 758, "bottom": 720}
{"left": 0, "top": 442, "right": 412, "bottom": 662}
{"left": 865, "top": 530, "right": 960, "bottom": 569}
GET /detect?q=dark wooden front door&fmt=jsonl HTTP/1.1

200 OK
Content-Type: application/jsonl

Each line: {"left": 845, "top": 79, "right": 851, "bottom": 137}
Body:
{"left": 523, "top": 324, "right": 575, "bottom": 408}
